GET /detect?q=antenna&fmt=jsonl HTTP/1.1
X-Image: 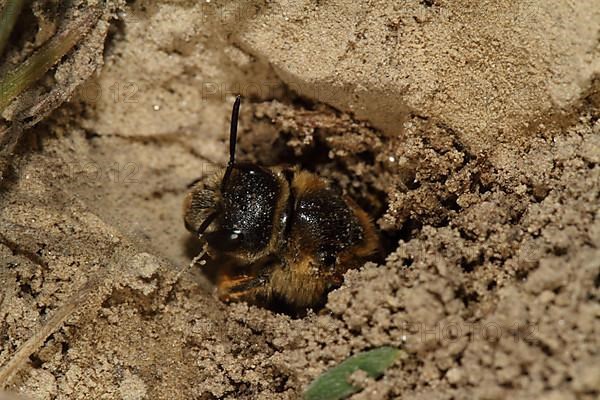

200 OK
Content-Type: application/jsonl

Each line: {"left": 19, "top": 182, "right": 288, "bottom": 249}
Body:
{"left": 196, "top": 210, "right": 217, "bottom": 237}
{"left": 186, "top": 96, "right": 240, "bottom": 271}
{"left": 221, "top": 95, "right": 241, "bottom": 190}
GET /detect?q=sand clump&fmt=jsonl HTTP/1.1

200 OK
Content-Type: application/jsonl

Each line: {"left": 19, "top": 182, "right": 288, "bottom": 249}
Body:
{"left": 0, "top": 1, "right": 599, "bottom": 399}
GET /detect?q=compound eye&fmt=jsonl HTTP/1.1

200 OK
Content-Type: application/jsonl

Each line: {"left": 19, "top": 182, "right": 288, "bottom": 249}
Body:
{"left": 205, "top": 229, "right": 245, "bottom": 253}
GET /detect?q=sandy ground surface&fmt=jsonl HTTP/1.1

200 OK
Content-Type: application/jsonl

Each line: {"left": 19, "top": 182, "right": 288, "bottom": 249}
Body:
{"left": 0, "top": 0, "right": 599, "bottom": 399}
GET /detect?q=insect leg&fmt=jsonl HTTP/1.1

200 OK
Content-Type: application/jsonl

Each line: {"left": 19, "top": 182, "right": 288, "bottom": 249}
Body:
{"left": 217, "top": 257, "right": 276, "bottom": 302}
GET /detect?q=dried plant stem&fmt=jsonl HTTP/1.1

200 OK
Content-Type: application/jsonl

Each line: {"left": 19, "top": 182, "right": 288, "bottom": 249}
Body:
{"left": 0, "top": 121, "right": 21, "bottom": 183}
{"left": 173, "top": 243, "right": 208, "bottom": 284}
{"left": 0, "top": 0, "right": 25, "bottom": 57}
{"left": 0, "top": 7, "right": 99, "bottom": 113}
{"left": 0, "top": 272, "right": 104, "bottom": 389}
{"left": 0, "top": 391, "right": 31, "bottom": 400}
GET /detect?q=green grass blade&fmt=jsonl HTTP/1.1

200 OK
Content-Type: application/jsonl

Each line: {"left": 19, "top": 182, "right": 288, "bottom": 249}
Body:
{"left": 304, "top": 346, "right": 401, "bottom": 400}
{"left": 0, "top": 0, "right": 25, "bottom": 57}
{"left": 0, "top": 8, "right": 99, "bottom": 114}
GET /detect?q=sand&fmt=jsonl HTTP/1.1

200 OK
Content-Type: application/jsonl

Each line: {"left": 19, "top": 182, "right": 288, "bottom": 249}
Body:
{"left": 0, "top": 0, "right": 599, "bottom": 399}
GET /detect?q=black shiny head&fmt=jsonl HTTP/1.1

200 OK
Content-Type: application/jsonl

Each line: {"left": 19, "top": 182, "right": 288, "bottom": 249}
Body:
{"left": 205, "top": 164, "right": 280, "bottom": 256}
{"left": 194, "top": 96, "right": 284, "bottom": 258}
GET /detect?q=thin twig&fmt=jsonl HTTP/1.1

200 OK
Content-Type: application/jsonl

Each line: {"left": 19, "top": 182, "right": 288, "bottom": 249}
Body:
{"left": 0, "top": 121, "right": 22, "bottom": 184}
{"left": 0, "top": 391, "right": 31, "bottom": 400}
{"left": 0, "top": 271, "right": 106, "bottom": 389}
{"left": 167, "top": 244, "right": 209, "bottom": 292}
